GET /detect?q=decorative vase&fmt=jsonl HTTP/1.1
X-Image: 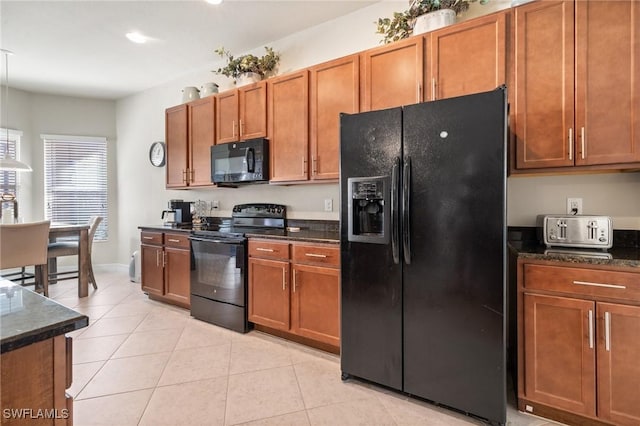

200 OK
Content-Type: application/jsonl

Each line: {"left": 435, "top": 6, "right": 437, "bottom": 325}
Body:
{"left": 181, "top": 86, "right": 200, "bottom": 103}
{"left": 201, "top": 82, "right": 219, "bottom": 97}
{"left": 236, "top": 72, "right": 262, "bottom": 86}
{"left": 413, "top": 9, "right": 456, "bottom": 35}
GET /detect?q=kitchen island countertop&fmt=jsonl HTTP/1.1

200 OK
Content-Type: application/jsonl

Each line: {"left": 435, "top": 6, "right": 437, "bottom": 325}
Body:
{"left": 0, "top": 280, "right": 88, "bottom": 353}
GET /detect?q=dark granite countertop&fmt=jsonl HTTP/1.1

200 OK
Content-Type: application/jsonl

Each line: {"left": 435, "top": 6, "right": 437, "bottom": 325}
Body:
{"left": 139, "top": 225, "right": 192, "bottom": 233}
{"left": 1, "top": 280, "right": 88, "bottom": 353}
{"left": 509, "top": 227, "right": 640, "bottom": 269}
{"left": 138, "top": 219, "right": 340, "bottom": 244}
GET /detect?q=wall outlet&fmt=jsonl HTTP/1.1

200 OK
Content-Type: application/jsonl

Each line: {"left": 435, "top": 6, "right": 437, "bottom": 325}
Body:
{"left": 212, "top": 200, "right": 219, "bottom": 209}
{"left": 566, "top": 197, "right": 583, "bottom": 215}
{"left": 324, "top": 198, "right": 333, "bottom": 212}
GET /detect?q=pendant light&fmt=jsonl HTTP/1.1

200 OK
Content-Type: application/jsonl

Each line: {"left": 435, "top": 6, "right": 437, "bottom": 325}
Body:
{"left": 0, "top": 48, "right": 32, "bottom": 172}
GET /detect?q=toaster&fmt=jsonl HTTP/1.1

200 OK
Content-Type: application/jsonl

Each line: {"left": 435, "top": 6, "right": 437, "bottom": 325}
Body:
{"left": 537, "top": 215, "right": 613, "bottom": 249}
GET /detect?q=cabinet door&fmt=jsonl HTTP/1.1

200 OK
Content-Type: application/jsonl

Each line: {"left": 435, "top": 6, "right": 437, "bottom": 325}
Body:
{"left": 597, "top": 303, "right": 640, "bottom": 426}
{"left": 513, "top": 1, "right": 575, "bottom": 169}
{"left": 165, "top": 104, "right": 189, "bottom": 188}
{"left": 428, "top": 12, "right": 507, "bottom": 101}
{"left": 291, "top": 264, "right": 340, "bottom": 347}
{"left": 188, "top": 97, "right": 215, "bottom": 187}
{"left": 164, "top": 246, "right": 191, "bottom": 307}
{"left": 141, "top": 244, "right": 164, "bottom": 297}
{"left": 309, "top": 55, "right": 359, "bottom": 181}
{"left": 523, "top": 293, "right": 596, "bottom": 416}
{"left": 239, "top": 81, "right": 267, "bottom": 140}
{"left": 268, "top": 71, "right": 309, "bottom": 182}
{"left": 248, "top": 257, "right": 290, "bottom": 330}
{"left": 575, "top": 0, "right": 640, "bottom": 166}
{"left": 216, "top": 90, "right": 239, "bottom": 144}
{"left": 361, "top": 37, "right": 423, "bottom": 111}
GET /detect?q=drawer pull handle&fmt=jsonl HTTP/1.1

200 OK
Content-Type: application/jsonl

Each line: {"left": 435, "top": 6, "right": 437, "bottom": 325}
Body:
{"left": 588, "top": 309, "right": 594, "bottom": 349}
{"left": 256, "top": 247, "right": 274, "bottom": 252}
{"left": 143, "top": 236, "right": 154, "bottom": 240}
{"left": 605, "top": 311, "right": 611, "bottom": 352}
{"left": 573, "top": 280, "right": 626, "bottom": 289}
{"left": 282, "top": 270, "right": 286, "bottom": 291}
{"left": 167, "top": 238, "right": 180, "bottom": 243}
{"left": 305, "top": 253, "right": 327, "bottom": 258}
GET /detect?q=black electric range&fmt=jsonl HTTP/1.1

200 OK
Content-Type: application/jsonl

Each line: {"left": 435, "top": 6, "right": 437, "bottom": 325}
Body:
{"left": 189, "top": 204, "right": 286, "bottom": 332}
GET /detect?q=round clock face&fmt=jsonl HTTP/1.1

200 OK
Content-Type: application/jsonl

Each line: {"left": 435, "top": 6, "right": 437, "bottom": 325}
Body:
{"left": 149, "top": 142, "right": 166, "bottom": 167}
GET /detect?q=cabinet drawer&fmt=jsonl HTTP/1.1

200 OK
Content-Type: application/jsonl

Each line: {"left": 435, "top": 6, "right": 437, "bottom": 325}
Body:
{"left": 524, "top": 264, "right": 640, "bottom": 302}
{"left": 164, "top": 233, "right": 190, "bottom": 249}
{"left": 292, "top": 243, "right": 340, "bottom": 267}
{"left": 249, "top": 240, "right": 290, "bottom": 260}
{"left": 141, "top": 231, "right": 163, "bottom": 245}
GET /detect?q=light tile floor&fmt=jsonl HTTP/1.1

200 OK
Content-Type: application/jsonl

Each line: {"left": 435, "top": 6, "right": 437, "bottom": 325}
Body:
{"left": 42, "top": 267, "right": 562, "bottom": 426}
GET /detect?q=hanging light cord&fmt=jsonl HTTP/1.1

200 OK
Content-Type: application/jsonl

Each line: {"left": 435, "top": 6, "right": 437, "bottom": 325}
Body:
{"left": 1, "top": 49, "right": 17, "bottom": 211}
{"left": 1, "top": 49, "right": 10, "bottom": 159}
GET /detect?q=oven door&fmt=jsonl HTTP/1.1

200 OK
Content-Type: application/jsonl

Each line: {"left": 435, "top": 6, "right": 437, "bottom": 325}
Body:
{"left": 190, "top": 236, "right": 246, "bottom": 307}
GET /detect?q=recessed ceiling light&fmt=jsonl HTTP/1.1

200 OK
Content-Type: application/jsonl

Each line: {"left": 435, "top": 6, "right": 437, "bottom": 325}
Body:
{"left": 126, "top": 32, "right": 148, "bottom": 44}
{"left": 205, "top": 0, "right": 223, "bottom": 5}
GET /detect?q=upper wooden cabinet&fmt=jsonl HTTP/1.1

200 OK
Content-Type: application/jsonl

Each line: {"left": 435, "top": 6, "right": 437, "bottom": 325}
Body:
{"left": 165, "top": 97, "right": 215, "bottom": 188}
{"left": 309, "top": 54, "right": 360, "bottom": 181}
{"left": 513, "top": 0, "right": 640, "bottom": 171}
{"left": 426, "top": 11, "right": 507, "bottom": 101}
{"left": 268, "top": 70, "right": 309, "bottom": 182}
{"left": 189, "top": 97, "right": 216, "bottom": 186}
{"left": 574, "top": 0, "right": 640, "bottom": 166}
{"left": 216, "top": 81, "right": 267, "bottom": 144}
{"left": 165, "top": 104, "right": 189, "bottom": 188}
{"left": 361, "top": 37, "right": 424, "bottom": 111}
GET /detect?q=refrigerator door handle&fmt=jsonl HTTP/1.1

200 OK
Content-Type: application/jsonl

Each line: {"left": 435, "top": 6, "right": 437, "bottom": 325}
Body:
{"left": 402, "top": 156, "right": 411, "bottom": 265}
{"left": 391, "top": 157, "right": 400, "bottom": 264}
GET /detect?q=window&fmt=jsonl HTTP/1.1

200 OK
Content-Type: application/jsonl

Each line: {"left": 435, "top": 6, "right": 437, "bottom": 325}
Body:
{"left": 43, "top": 134, "right": 108, "bottom": 241}
{"left": 0, "top": 129, "right": 23, "bottom": 218}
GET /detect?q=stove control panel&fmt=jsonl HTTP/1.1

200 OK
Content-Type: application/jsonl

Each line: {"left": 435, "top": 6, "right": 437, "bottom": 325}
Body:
{"left": 232, "top": 203, "right": 286, "bottom": 219}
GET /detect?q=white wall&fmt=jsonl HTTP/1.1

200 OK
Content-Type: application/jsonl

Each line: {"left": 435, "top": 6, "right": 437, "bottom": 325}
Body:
{"left": 6, "top": 88, "right": 118, "bottom": 265}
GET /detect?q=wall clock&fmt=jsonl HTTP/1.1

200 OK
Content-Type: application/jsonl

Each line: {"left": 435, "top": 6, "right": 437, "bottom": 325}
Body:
{"left": 149, "top": 141, "right": 166, "bottom": 167}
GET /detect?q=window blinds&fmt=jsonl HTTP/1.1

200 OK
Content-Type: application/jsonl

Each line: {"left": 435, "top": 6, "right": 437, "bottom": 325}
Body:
{"left": 0, "top": 129, "right": 22, "bottom": 197}
{"left": 43, "top": 134, "right": 108, "bottom": 241}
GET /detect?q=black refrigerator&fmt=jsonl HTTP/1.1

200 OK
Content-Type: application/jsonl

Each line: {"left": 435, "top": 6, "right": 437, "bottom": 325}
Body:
{"left": 340, "top": 87, "right": 507, "bottom": 425}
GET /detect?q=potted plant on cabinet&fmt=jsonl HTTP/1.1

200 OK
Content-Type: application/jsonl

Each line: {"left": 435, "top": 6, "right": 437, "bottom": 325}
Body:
{"left": 214, "top": 46, "right": 280, "bottom": 86}
{"left": 376, "top": 0, "right": 488, "bottom": 44}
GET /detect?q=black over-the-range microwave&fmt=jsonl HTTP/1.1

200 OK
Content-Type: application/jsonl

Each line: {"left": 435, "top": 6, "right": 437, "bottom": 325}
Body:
{"left": 210, "top": 138, "right": 269, "bottom": 185}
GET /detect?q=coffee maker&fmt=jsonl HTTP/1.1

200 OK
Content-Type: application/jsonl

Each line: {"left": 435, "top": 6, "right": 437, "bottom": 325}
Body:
{"left": 162, "top": 199, "right": 193, "bottom": 227}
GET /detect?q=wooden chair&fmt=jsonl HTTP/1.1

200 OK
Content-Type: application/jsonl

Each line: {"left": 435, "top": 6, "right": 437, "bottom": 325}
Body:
{"left": 0, "top": 220, "right": 51, "bottom": 296}
{"left": 48, "top": 216, "right": 102, "bottom": 289}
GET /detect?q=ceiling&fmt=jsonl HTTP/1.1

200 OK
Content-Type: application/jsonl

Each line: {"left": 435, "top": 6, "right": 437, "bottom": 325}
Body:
{"left": 1, "top": 0, "right": 378, "bottom": 100}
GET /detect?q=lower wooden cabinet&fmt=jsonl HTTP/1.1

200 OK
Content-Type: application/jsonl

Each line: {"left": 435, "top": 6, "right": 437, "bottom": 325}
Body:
{"left": 596, "top": 302, "right": 640, "bottom": 425}
{"left": 518, "top": 260, "right": 640, "bottom": 426}
{"left": 291, "top": 263, "right": 340, "bottom": 347}
{"left": 523, "top": 293, "right": 596, "bottom": 416}
{"left": 1, "top": 335, "right": 73, "bottom": 425}
{"left": 140, "top": 231, "right": 191, "bottom": 309}
{"left": 248, "top": 239, "right": 340, "bottom": 349}
{"left": 248, "top": 256, "right": 290, "bottom": 330}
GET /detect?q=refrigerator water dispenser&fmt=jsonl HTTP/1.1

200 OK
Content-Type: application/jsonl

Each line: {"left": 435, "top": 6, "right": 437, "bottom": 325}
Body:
{"left": 347, "top": 176, "right": 390, "bottom": 244}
